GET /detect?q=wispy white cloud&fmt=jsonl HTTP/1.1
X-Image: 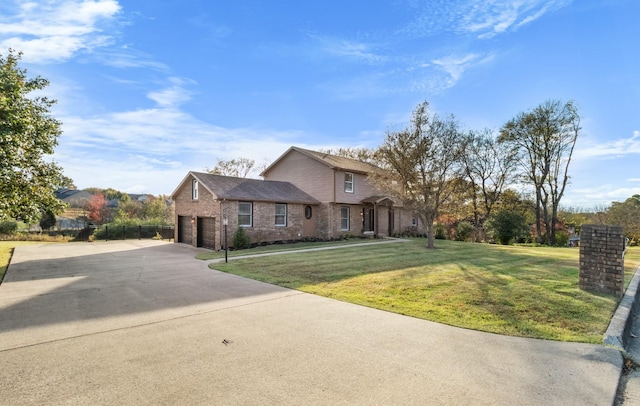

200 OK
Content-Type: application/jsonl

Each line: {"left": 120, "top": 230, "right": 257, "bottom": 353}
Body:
{"left": 307, "top": 33, "right": 386, "bottom": 64}
{"left": 575, "top": 130, "right": 640, "bottom": 159}
{"left": 146, "top": 77, "right": 195, "bottom": 107}
{"left": 469, "top": 0, "right": 572, "bottom": 39}
{"left": 566, "top": 184, "right": 640, "bottom": 208}
{"left": 0, "top": 0, "right": 122, "bottom": 63}
{"left": 53, "top": 77, "right": 310, "bottom": 192}
{"left": 92, "top": 48, "right": 170, "bottom": 70}
{"left": 401, "top": 0, "right": 572, "bottom": 40}
{"left": 431, "top": 52, "right": 494, "bottom": 89}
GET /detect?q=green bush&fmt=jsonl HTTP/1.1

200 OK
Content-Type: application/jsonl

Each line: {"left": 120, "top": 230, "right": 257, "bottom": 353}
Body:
{"left": 0, "top": 221, "right": 18, "bottom": 235}
{"left": 486, "top": 210, "right": 529, "bottom": 245}
{"left": 435, "top": 224, "right": 446, "bottom": 240}
{"left": 232, "top": 227, "right": 251, "bottom": 250}
{"left": 555, "top": 231, "right": 569, "bottom": 247}
{"left": 455, "top": 221, "right": 475, "bottom": 242}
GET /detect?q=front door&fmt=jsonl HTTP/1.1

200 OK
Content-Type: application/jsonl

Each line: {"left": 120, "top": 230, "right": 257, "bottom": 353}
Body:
{"left": 302, "top": 205, "right": 316, "bottom": 238}
{"left": 363, "top": 207, "right": 374, "bottom": 233}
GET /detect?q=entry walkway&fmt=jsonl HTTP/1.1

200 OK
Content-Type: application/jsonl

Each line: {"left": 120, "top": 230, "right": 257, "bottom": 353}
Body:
{"left": 0, "top": 240, "right": 623, "bottom": 405}
{"left": 209, "top": 237, "right": 408, "bottom": 262}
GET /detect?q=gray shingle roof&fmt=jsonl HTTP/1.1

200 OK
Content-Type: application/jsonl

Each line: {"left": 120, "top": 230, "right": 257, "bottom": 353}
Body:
{"left": 190, "top": 172, "right": 320, "bottom": 205}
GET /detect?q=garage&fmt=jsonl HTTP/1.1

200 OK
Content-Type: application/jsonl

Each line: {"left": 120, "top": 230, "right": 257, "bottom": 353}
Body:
{"left": 197, "top": 217, "right": 216, "bottom": 249}
{"left": 177, "top": 215, "right": 192, "bottom": 245}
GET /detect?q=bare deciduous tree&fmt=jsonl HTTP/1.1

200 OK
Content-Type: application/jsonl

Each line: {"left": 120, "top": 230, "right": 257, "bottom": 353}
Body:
{"left": 376, "top": 101, "right": 465, "bottom": 248}
{"left": 206, "top": 157, "right": 255, "bottom": 178}
{"left": 499, "top": 99, "right": 580, "bottom": 245}
{"left": 461, "top": 128, "right": 518, "bottom": 235}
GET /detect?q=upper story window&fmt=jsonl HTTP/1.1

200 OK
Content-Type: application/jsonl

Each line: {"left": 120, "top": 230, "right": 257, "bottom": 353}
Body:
{"left": 238, "top": 202, "right": 253, "bottom": 227}
{"left": 344, "top": 172, "right": 354, "bottom": 193}
{"left": 275, "top": 203, "right": 287, "bottom": 226}
{"left": 192, "top": 179, "right": 198, "bottom": 200}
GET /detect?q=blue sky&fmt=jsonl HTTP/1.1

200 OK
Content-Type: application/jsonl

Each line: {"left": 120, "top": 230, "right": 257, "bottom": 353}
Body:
{"left": 0, "top": 0, "right": 638, "bottom": 208}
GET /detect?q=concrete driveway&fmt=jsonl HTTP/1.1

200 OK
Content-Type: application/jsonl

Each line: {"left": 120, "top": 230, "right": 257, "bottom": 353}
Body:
{"left": 0, "top": 241, "right": 622, "bottom": 405}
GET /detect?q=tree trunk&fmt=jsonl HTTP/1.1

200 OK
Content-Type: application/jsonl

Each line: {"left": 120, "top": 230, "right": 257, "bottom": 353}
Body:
{"left": 535, "top": 190, "right": 544, "bottom": 244}
{"left": 426, "top": 217, "right": 435, "bottom": 249}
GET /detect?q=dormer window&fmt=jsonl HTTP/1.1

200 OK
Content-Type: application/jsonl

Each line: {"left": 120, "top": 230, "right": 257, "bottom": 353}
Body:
{"left": 192, "top": 179, "right": 198, "bottom": 200}
{"left": 344, "top": 172, "right": 354, "bottom": 193}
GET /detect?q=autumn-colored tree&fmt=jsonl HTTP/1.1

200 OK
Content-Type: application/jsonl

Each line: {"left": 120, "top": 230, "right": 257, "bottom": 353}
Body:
{"left": 85, "top": 193, "right": 109, "bottom": 225}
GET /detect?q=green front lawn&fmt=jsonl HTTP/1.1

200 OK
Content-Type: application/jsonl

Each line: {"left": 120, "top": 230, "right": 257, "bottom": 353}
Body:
{"left": 210, "top": 239, "right": 640, "bottom": 343}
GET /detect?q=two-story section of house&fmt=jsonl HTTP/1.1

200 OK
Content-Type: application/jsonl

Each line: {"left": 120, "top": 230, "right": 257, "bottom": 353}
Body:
{"left": 261, "top": 146, "right": 417, "bottom": 240}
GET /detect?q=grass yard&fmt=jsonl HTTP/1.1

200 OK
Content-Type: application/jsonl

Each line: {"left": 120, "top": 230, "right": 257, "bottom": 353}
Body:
{"left": 210, "top": 239, "right": 640, "bottom": 343}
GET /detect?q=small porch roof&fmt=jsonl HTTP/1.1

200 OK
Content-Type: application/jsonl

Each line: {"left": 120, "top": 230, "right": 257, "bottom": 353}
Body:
{"left": 361, "top": 195, "right": 394, "bottom": 205}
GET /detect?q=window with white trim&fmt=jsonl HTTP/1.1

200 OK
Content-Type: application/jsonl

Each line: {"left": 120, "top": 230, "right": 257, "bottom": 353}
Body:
{"left": 192, "top": 179, "right": 198, "bottom": 200}
{"left": 238, "top": 202, "right": 253, "bottom": 227}
{"left": 344, "top": 172, "right": 354, "bottom": 193}
{"left": 340, "top": 206, "right": 350, "bottom": 231}
{"left": 275, "top": 203, "right": 287, "bottom": 226}
{"left": 412, "top": 217, "right": 418, "bottom": 227}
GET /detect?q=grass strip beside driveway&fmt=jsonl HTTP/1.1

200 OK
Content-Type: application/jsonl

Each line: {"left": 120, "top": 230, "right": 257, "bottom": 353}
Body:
{"left": 210, "top": 239, "right": 640, "bottom": 343}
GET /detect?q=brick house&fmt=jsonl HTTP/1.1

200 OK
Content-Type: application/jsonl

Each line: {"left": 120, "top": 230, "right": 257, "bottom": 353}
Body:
{"left": 171, "top": 172, "right": 320, "bottom": 249}
{"left": 262, "top": 146, "right": 421, "bottom": 240}
{"left": 172, "top": 146, "right": 423, "bottom": 249}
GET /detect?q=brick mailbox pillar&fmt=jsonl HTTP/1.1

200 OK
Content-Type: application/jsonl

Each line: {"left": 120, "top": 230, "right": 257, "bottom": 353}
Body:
{"left": 579, "top": 224, "right": 625, "bottom": 297}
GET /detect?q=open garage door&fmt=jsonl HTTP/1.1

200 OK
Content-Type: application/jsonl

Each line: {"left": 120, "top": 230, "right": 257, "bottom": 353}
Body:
{"left": 177, "top": 215, "right": 192, "bottom": 245}
{"left": 197, "top": 217, "right": 216, "bottom": 249}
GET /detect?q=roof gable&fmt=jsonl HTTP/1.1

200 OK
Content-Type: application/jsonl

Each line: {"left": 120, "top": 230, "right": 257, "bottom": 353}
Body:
{"left": 261, "top": 146, "right": 385, "bottom": 176}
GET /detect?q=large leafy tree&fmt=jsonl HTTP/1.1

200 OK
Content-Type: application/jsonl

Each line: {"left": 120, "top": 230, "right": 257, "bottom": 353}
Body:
{"left": 607, "top": 195, "right": 640, "bottom": 243}
{"left": 499, "top": 99, "right": 580, "bottom": 245}
{"left": 377, "top": 101, "right": 465, "bottom": 248}
{"left": 0, "top": 50, "right": 65, "bottom": 223}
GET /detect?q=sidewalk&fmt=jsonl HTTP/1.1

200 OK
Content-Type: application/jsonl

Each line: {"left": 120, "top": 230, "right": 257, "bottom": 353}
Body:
{"left": 576, "top": 259, "right": 640, "bottom": 405}
{"left": 616, "top": 268, "right": 640, "bottom": 405}
{"left": 208, "top": 237, "right": 408, "bottom": 263}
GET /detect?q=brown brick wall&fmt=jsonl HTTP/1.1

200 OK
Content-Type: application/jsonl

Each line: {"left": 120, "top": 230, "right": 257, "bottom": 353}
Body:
{"left": 174, "top": 178, "right": 221, "bottom": 247}
{"left": 579, "top": 224, "right": 625, "bottom": 297}
{"left": 239, "top": 201, "right": 306, "bottom": 245}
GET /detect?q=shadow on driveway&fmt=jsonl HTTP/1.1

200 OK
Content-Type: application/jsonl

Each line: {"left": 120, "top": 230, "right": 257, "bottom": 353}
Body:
{"left": 0, "top": 241, "right": 292, "bottom": 350}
